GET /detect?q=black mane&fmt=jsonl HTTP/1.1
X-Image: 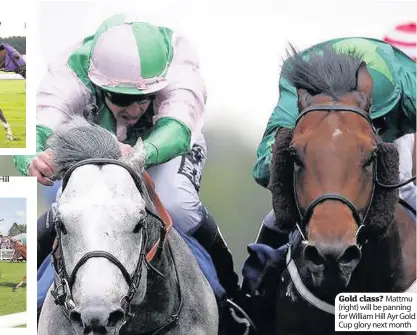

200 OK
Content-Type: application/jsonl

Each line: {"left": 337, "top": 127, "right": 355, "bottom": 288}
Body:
{"left": 281, "top": 44, "right": 366, "bottom": 99}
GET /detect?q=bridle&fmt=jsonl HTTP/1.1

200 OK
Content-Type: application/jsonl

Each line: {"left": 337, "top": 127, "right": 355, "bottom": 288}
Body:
{"left": 50, "top": 158, "right": 176, "bottom": 330}
{"left": 291, "top": 104, "right": 416, "bottom": 247}
{"left": 284, "top": 104, "right": 416, "bottom": 314}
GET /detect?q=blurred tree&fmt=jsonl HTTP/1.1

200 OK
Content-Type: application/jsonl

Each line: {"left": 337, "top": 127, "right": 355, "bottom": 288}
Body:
{"left": 200, "top": 126, "right": 271, "bottom": 276}
{"left": 0, "top": 36, "right": 26, "bottom": 54}
{"left": 8, "top": 222, "right": 19, "bottom": 236}
{"left": 17, "top": 224, "right": 26, "bottom": 233}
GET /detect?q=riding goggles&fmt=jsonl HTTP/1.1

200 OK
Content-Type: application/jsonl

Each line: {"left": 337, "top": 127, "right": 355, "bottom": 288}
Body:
{"left": 103, "top": 91, "right": 156, "bottom": 107}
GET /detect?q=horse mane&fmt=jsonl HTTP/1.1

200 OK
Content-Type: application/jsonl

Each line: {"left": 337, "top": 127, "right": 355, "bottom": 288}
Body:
{"left": 47, "top": 116, "right": 146, "bottom": 176}
{"left": 281, "top": 45, "right": 366, "bottom": 99}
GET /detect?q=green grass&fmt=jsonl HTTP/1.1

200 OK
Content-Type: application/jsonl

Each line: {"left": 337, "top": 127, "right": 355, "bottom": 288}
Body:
{"left": 0, "top": 261, "right": 26, "bottom": 316}
{"left": 0, "top": 80, "right": 26, "bottom": 148}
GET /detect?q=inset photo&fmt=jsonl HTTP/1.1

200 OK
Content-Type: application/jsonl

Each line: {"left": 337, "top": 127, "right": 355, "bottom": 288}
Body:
{"left": 0, "top": 178, "right": 36, "bottom": 332}
{"left": 0, "top": 10, "right": 26, "bottom": 153}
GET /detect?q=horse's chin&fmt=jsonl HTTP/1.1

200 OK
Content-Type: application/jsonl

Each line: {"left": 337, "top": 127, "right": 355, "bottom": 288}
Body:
{"left": 70, "top": 322, "right": 120, "bottom": 335}
{"left": 307, "top": 270, "right": 353, "bottom": 303}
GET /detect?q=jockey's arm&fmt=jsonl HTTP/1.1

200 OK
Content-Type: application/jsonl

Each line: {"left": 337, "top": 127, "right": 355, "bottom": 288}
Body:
{"left": 413, "top": 133, "right": 416, "bottom": 183}
{"left": 395, "top": 133, "right": 416, "bottom": 211}
{"left": 253, "top": 75, "right": 298, "bottom": 188}
{"left": 395, "top": 50, "right": 416, "bottom": 138}
{"left": 13, "top": 43, "right": 91, "bottom": 176}
{"left": 143, "top": 33, "right": 206, "bottom": 168}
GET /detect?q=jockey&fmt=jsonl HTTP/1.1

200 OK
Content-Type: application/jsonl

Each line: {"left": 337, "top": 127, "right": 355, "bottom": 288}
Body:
{"left": 384, "top": 22, "right": 416, "bottom": 213}
{"left": 12, "top": 14, "right": 239, "bottom": 301}
{"left": 252, "top": 36, "right": 416, "bottom": 248}
{"left": 0, "top": 42, "right": 25, "bottom": 140}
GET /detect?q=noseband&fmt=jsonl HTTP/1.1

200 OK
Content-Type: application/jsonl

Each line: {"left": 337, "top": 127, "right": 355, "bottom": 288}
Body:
{"left": 50, "top": 159, "right": 173, "bottom": 327}
{"left": 292, "top": 104, "right": 416, "bottom": 247}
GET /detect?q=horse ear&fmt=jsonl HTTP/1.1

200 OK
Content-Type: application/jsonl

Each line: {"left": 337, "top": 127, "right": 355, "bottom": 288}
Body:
{"left": 297, "top": 88, "right": 312, "bottom": 111}
{"left": 119, "top": 139, "right": 146, "bottom": 175}
{"left": 356, "top": 62, "right": 373, "bottom": 100}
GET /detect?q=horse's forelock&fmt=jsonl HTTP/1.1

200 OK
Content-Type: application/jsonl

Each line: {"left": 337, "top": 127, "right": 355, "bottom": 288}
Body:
{"left": 47, "top": 116, "right": 146, "bottom": 176}
{"left": 282, "top": 44, "right": 365, "bottom": 99}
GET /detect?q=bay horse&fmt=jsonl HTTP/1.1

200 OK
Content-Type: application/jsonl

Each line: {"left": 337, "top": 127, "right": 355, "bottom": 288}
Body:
{"left": 38, "top": 117, "right": 218, "bottom": 335}
{"left": 10, "top": 241, "right": 27, "bottom": 291}
{"left": 261, "top": 47, "right": 415, "bottom": 334}
{"left": 10, "top": 240, "right": 26, "bottom": 262}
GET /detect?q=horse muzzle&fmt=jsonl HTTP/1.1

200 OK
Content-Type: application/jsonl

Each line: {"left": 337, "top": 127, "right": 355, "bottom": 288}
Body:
{"left": 70, "top": 304, "right": 126, "bottom": 335}
{"left": 303, "top": 243, "right": 362, "bottom": 290}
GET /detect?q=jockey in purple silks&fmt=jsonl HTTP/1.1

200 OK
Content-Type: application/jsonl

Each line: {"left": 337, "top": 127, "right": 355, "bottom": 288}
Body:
{"left": 0, "top": 42, "right": 26, "bottom": 141}
{"left": 0, "top": 43, "right": 26, "bottom": 78}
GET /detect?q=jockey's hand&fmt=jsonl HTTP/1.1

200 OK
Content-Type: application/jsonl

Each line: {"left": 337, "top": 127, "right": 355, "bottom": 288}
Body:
{"left": 119, "top": 142, "right": 135, "bottom": 155}
{"left": 28, "top": 149, "right": 56, "bottom": 186}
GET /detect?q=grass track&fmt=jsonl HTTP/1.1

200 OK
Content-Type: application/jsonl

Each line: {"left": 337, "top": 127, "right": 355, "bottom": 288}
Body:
{"left": 0, "top": 261, "right": 26, "bottom": 315}
{"left": 0, "top": 80, "right": 26, "bottom": 148}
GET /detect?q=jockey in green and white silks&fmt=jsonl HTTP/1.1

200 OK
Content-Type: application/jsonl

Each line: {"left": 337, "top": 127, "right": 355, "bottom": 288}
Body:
{"left": 252, "top": 37, "right": 416, "bottom": 247}
{"left": 13, "top": 14, "right": 239, "bottom": 300}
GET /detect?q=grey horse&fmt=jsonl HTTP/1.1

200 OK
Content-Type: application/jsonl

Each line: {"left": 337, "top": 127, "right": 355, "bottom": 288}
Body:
{"left": 38, "top": 117, "right": 218, "bottom": 335}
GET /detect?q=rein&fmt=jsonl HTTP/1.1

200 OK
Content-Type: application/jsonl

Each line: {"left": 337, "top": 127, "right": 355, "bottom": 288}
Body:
{"left": 286, "top": 104, "right": 416, "bottom": 314}
{"left": 50, "top": 159, "right": 179, "bottom": 329}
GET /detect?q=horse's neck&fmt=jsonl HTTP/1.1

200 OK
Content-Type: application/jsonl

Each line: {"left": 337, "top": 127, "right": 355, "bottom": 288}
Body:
{"left": 126, "top": 231, "right": 180, "bottom": 333}
{"left": 394, "top": 203, "right": 416, "bottom": 290}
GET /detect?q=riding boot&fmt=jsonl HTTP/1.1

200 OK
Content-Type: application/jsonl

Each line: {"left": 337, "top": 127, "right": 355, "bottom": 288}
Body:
{"left": 191, "top": 209, "right": 240, "bottom": 300}
{"left": 255, "top": 210, "right": 290, "bottom": 249}
{"left": 37, "top": 209, "right": 57, "bottom": 269}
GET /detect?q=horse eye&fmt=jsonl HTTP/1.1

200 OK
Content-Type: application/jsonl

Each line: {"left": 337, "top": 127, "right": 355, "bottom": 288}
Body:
{"left": 133, "top": 213, "right": 146, "bottom": 233}
{"left": 362, "top": 150, "right": 377, "bottom": 169}
{"left": 288, "top": 147, "right": 304, "bottom": 170}
{"left": 54, "top": 219, "right": 67, "bottom": 235}
{"left": 133, "top": 220, "right": 143, "bottom": 233}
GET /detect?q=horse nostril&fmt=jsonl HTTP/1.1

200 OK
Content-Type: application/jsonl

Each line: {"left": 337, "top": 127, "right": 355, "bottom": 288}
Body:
{"left": 79, "top": 306, "right": 109, "bottom": 330}
{"left": 338, "top": 245, "right": 361, "bottom": 265}
{"left": 108, "top": 309, "right": 125, "bottom": 327}
{"left": 304, "top": 245, "right": 326, "bottom": 267}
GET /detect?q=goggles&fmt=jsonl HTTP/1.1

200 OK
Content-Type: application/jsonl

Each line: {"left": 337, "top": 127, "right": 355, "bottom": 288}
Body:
{"left": 103, "top": 91, "right": 156, "bottom": 107}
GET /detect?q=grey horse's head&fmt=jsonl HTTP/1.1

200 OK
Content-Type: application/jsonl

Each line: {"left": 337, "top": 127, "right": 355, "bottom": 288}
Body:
{"left": 48, "top": 116, "right": 149, "bottom": 334}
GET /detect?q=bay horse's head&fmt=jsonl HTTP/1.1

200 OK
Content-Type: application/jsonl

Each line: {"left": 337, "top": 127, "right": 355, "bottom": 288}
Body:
{"left": 269, "top": 47, "right": 400, "bottom": 299}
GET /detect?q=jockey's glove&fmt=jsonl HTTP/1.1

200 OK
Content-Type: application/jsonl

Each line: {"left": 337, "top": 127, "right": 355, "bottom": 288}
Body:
{"left": 143, "top": 117, "right": 191, "bottom": 168}
{"left": 12, "top": 125, "right": 54, "bottom": 176}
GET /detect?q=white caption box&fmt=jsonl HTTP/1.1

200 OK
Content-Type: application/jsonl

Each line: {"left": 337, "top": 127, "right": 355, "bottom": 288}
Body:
{"left": 335, "top": 293, "right": 416, "bottom": 332}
